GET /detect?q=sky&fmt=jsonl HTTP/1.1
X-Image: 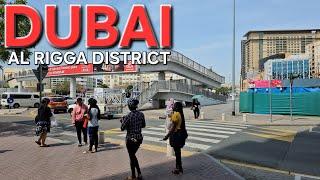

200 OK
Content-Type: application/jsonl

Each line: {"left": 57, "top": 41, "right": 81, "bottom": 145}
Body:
{"left": 5, "top": 0, "right": 320, "bottom": 83}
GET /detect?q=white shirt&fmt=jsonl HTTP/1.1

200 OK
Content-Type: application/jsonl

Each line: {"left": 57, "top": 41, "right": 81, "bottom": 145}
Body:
{"left": 88, "top": 108, "right": 99, "bottom": 127}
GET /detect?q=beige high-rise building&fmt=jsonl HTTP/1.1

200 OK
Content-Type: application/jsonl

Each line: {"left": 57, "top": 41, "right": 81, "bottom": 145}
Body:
{"left": 306, "top": 41, "right": 320, "bottom": 78}
{"left": 241, "top": 29, "right": 320, "bottom": 89}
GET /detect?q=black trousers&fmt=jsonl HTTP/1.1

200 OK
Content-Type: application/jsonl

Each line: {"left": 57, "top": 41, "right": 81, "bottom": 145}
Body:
{"left": 193, "top": 108, "right": 200, "bottom": 119}
{"left": 173, "top": 147, "right": 182, "bottom": 170}
{"left": 88, "top": 126, "right": 99, "bottom": 151}
{"left": 75, "top": 121, "right": 87, "bottom": 144}
{"left": 126, "top": 139, "right": 141, "bottom": 177}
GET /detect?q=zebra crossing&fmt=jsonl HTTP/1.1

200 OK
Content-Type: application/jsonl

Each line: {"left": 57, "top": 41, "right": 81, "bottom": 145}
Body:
{"left": 115, "top": 120, "right": 251, "bottom": 152}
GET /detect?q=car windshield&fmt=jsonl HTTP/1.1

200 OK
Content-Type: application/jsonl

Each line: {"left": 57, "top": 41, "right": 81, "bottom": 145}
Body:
{"left": 1, "top": 94, "right": 7, "bottom": 99}
{"left": 51, "top": 97, "right": 65, "bottom": 102}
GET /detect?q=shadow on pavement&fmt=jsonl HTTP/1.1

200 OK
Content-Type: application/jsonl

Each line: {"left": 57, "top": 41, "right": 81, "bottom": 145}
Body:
{"left": 0, "top": 150, "right": 13, "bottom": 154}
{"left": 0, "top": 122, "right": 34, "bottom": 137}
{"left": 98, "top": 143, "right": 122, "bottom": 152}
{"left": 96, "top": 153, "right": 240, "bottom": 180}
{"left": 208, "top": 127, "right": 320, "bottom": 177}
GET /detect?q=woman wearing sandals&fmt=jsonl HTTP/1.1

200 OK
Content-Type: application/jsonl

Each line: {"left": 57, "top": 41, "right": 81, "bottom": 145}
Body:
{"left": 35, "top": 98, "right": 52, "bottom": 147}
{"left": 163, "top": 102, "right": 188, "bottom": 175}
{"left": 121, "top": 98, "right": 145, "bottom": 180}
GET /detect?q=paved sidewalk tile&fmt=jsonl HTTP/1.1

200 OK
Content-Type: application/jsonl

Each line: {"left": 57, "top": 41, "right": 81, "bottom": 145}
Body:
{"left": 0, "top": 136, "right": 243, "bottom": 180}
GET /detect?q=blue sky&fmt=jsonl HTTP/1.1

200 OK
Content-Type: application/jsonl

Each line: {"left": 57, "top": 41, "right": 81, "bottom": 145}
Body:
{"left": 7, "top": 0, "right": 320, "bottom": 83}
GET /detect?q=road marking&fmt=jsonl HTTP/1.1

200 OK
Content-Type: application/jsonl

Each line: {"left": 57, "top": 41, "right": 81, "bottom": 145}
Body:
{"left": 254, "top": 126, "right": 296, "bottom": 134}
{"left": 105, "top": 137, "right": 194, "bottom": 156}
{"left": 119, "top": 134, "right": 211, "bottom": 150}
{"left": 246, "top": 128, "right": 296, "bottom": 137}
{"left": 189, "top": 121, "right": 250, "bottom": 127}
{"left": 243, "top": 132, "right": 295, "bottom": 142}
{"left": 143, "top": 128, "right": 221, "bottom": 143}
{"left": 152, "top": 126, "right": 236, "bottom": 135}
{"left": 144, "top": 129, "right": 229, "bottom": 139}
{"left": 188, "top": 122, "right": 249, "bottom": 129}
{"left": 182, "top": 124, "right": 243, "bottom": 131}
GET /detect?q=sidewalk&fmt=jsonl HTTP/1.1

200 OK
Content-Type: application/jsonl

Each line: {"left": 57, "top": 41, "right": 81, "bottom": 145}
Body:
{"left": 143, "top": 103, "right": 320, "bottom": 126}
{"left": 0, "top": 135, "right": 243, "bottom": 180}
{"left": 0, "top": 108, "right": 29, "bottom": 115}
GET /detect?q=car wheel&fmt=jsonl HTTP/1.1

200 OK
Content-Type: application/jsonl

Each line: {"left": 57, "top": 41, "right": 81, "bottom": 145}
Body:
{"left": 13, "top": 103, "right": 20, "bottom": 109}
{"left": 34, "top": 103, "right": 40, "bottom": 108}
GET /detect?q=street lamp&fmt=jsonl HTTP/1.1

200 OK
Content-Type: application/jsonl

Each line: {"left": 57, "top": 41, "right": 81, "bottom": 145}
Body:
{"left": 289, "top": 73, "right": 299, "bottom": 121}
{"left": 268, "top": 75, "right": 272, "bottom": 123}
{"left": 231, "top": 0, "right": 236, "bottom": 116}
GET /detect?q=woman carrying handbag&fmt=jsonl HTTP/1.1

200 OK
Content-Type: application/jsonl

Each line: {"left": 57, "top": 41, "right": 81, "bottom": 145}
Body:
{"left": 163, "top": 102, "right": 188, "bottom": 175}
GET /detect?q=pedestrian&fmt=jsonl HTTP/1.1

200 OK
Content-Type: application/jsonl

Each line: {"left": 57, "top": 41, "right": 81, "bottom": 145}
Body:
{"left": 71, "top": 98, "right": 88, "bottom": 147}
{"left": 34, "top": 98, "right": 52, "bottom": 147}
{"left": 165, "top": 98, "right": 175, "bottom": 156}
{"left": 192, "top": 98, "right": 200, "bottom": 119}
{"left": 120, "top": 98, "right": 145, "bottom": 180}
{"left": 86, "top": 98, "right": 100, "bottom": 153}
{"left": 163, "top": 102, "right": 188, "bottom": 175}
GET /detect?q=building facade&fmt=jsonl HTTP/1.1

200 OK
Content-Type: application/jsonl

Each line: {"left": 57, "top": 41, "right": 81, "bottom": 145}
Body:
{"left": 306, "top": 41, "right": 320, "bottom": 78}
{"left": 241, "top": 29, "right": 320, "bottom": 89}
{"left": 103, "top": 73, "right": 185, "bottom": 88}
{"left": 264, "top": 56, "right": 310, "bottom": 80}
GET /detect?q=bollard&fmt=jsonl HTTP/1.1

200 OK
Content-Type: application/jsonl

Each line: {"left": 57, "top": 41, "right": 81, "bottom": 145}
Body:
{"left": 294, "top": 175, "right": 301, "bottom": 180}
{"left": 221, "top": 113, "right": 225, "bottom": 121}
{"left": 200, "top": 112, "right": 204, "bottom": 120}
{"left": 243, "top": 114, "right": 247, "bottom": 122}
{"left": 98, "top": 131, "right": 105, "bottom": 144}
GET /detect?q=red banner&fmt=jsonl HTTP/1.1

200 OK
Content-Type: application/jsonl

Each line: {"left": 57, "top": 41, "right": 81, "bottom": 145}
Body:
{"left": 249, "top": 80, "right": 282, "bottom": 88}
{"left": 124, "top": 61, "right": 137, "bottom": 72}
{"left": 47, "top": 64, "right": 93, "bottom": 77}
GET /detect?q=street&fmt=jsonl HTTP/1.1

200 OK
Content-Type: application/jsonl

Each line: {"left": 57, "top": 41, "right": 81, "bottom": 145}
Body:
{"left": 1, "top": 102, "right": 320, "bottom": 179}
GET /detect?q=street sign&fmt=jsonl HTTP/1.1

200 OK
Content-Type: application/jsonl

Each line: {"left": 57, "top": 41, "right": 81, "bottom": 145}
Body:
{"left": 33, "top": 65, "right": 48, "bottom": 82}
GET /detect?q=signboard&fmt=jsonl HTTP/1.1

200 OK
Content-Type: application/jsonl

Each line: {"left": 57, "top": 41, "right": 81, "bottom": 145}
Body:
{"left": 124, "top": 61, "right": 137, "bottom": 72}
{"left": 249, "top": 80, "right": 282, "bottom": 88}
{"left": 47, "top": 64, "right": 93, "bottom": 77}
{"left": 47, "top": 61, "right": 138, "bottom": 77}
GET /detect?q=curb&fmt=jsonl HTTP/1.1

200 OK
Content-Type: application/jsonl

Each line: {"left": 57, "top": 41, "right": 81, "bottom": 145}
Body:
{"left": 202, "top": 153, "right": 245, "bottom": 180}
{"left": 0, "top": 108, "right": 29, "bottom": 115}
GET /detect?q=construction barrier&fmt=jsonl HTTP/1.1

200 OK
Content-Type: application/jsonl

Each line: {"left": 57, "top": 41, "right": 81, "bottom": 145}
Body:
{"left": 240, "top": 92, "right": 320, "bottom": 116}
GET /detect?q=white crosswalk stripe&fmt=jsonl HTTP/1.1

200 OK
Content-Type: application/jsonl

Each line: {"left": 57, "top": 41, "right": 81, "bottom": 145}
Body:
{"left": 114, "top": 120, "right": 249, "bottom": 151}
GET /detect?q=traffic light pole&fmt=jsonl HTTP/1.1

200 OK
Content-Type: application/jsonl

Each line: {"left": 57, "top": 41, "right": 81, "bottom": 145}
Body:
{"left": 39, "top": 64, "right": 43, "bottom": 102}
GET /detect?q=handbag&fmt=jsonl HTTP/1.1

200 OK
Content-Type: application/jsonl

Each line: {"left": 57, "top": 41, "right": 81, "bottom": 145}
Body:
{"left": 83, "top": 115, "right": 88, "bottom": 128}
{"left": 50, "top": 115, "right": 58, "bottom": 127}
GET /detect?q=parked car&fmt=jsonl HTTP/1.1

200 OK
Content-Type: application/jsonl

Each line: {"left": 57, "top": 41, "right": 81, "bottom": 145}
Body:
{"left": 0, "top": 92, "right": 40, "bottom": 108}
{"left": 64, "top": 96, "right": 76, "bottom": 105}
{"left": 45, "top": 96, "right": 68, "bottom": 113}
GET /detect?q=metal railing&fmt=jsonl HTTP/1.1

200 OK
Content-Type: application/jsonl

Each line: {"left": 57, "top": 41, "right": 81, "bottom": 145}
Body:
{"left": 12, "top": 51, "right": 225, "bottom": 85}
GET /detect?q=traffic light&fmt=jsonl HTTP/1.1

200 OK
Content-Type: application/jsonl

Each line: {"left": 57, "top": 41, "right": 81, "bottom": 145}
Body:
{"left": 33, "top": 65, "right": 48, "bottom": 82}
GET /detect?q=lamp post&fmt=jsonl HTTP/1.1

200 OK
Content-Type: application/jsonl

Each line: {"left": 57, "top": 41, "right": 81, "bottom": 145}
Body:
{"left": 289, "top": 73, "right": 299, "bottom": 121}
{"left": 231, "top": 0, "right": 236, "bottom": 116}
{"left": 269, "top": 75, "right": 272, "bottom": 123}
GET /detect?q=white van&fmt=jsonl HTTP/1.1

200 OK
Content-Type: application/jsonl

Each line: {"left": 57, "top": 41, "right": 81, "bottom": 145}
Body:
{"left": 0, "top": 92, "right": 40, "bottom": 108}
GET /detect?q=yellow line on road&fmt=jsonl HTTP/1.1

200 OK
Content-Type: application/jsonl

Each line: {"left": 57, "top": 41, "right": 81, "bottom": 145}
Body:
{"left": 254, "top": 126, "right": 296, "bottom": 133}
{"left": 243, "top": 132, "right": 295, "bottom": 142}
{"left": 247, "top": 128, "right": 296, "bottom": 137}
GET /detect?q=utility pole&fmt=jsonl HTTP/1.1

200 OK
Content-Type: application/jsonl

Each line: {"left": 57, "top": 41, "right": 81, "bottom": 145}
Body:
{"left": 232, "top": 0, "right": 236, "bottom": 116}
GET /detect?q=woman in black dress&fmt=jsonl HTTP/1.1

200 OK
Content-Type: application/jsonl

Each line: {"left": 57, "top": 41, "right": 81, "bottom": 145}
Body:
{"left": 35, "top": 98, "right": 52, "bottom": 147}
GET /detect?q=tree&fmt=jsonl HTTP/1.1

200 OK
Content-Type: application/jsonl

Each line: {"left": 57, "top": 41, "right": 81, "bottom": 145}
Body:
{"left": 214, "top": 87, "right": 232, "bottom": 96}
{"left": 0, "top": 0, "right": 32, "bottom": 62}
{"left": 52, "top": 81, "right": 83, "bottom": 95}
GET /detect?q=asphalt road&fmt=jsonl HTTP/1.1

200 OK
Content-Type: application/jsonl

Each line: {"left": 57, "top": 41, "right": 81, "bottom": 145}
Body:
{"left": 1, "top": 108, "right": 320, "bottom": 178}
